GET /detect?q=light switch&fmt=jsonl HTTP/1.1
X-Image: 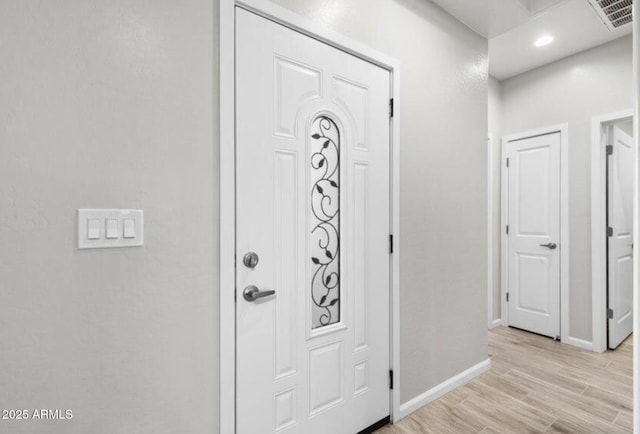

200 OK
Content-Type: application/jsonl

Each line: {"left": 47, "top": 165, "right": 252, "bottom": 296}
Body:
{"left": 87, "top": 219, "right": 101, "bottom": 240}
{"left": 106, "top": 219, "right": 119, "bottom": 239}
{"left": 78, "top": 209, "right": 143, "bottom": 249}
{"left": 123, "top": 218, "right": 135, "bottom": 239}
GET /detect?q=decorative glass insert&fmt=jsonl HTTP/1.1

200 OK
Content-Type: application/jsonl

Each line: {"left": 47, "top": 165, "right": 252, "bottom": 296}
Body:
{"left": 310, "top": 116, "right": 341, "bottom": 329}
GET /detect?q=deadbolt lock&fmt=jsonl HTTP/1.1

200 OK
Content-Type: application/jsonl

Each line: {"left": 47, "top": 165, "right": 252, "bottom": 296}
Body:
{"left": 243, "top": 252, "right": 259, "bottom": 268}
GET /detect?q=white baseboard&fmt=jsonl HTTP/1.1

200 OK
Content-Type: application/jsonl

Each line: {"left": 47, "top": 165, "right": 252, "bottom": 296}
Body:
{"left": 398, "top": 358, "right": 491, "bottom": 419}
{"left": 563, "top": 336, "right": 593, "bottom": 351}
{"left": 489, "top": 319, "right": 502, "bottom": 329}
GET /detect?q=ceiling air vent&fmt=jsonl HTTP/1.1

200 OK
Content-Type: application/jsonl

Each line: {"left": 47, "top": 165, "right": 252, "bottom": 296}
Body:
{"left": 587, "top": 0, "right": 633, "bottom": 31}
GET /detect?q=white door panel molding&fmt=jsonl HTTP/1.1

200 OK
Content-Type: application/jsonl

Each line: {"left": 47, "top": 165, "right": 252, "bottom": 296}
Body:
{"left": 507, "top": 132, "right": 561, "bottom": 338}
{"left": 221, "top": 3, "right": 402, "bottom": 432}
{"left": 607, "top": 126, "right": 635, "bottom": 349}
{"left": 590, "top": 110, "right": 633, "bottom": 353}
{"left": 501, "top": 124, "right": 569, "bottom": 344}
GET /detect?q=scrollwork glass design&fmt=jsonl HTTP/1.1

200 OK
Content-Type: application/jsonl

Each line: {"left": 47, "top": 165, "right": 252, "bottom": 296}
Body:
{"left": 310, "top": 116, "right": 340, "bottom": 329}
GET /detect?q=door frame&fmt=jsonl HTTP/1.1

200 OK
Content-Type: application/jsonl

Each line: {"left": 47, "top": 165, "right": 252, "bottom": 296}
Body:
{"left": 219, "top": 0, "right": 402, "bottom": 431}
{"left": 487, "top": 135, "right": 494, "bottom": 329}
{"left": 487, "top": 135, "right": 501, "bottom": 329}
{"left": 591, "top": 109, "right": 633, "bottom": 353}
{"left": 500, "top": 124, "right": 570, "bottom": 344}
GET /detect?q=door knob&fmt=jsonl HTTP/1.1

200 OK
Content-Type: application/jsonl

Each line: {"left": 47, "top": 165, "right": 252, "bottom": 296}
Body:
{"left": 243, "top": 285, "right": 275, "bottom": 302}
{"left": 540, "top": 242, "right": 557, "bottom": 250}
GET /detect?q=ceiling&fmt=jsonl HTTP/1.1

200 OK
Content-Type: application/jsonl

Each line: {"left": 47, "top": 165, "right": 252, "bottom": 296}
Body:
{"left": 431, "top": 0, "right": 633, "bottom": 80}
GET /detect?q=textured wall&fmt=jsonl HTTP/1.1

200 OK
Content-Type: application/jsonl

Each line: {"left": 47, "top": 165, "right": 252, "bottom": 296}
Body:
{"left": 0, "top": 0, "right": 489, "bottom": 427}
{"left": 501, "top": 36, "right": 633, "bottom": 342}
{"left": 0, "top": 1, "right": 219, "bottom": 432}
{"left": 267, "top": 0, "right": 489, "bottom": 404}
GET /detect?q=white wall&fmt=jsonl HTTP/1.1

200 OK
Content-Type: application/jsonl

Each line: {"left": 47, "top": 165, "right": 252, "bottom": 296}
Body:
{"left": 1, "top": 0, "right": 488, "bottom": 429}
{"left": 498, "top": 36, "right": 633, "bottom": 342}
{"left": 268, "top": 0, "right": 489, "bottom": 404}
{"left": 0, "top": 1, "right": 219, "bottom": 433}
{"left": 488, "top": 76, "right": 503, "bottom": 324}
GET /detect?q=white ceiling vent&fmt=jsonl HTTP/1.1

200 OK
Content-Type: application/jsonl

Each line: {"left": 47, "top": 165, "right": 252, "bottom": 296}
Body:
{"left": 588, "top": 0, "right": 633, "bottom": 31}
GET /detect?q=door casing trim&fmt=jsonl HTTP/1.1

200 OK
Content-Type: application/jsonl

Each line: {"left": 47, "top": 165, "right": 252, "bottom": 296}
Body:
{"left": 219, "top": 0, "right": 402, "bottom": 431}
{"left": 487, "top": 135, "right": 496, "bottom": 330}
{"left": 591, "top": 109, "right": 634, "bottom": 353}
{"left": 500, "top": 124, "right": 570, "bottom": 344}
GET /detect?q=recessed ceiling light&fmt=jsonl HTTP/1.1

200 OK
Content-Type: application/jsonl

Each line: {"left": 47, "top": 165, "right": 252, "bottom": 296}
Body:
{"left": 534, "top": 35, "right": 554, "bottom": 48}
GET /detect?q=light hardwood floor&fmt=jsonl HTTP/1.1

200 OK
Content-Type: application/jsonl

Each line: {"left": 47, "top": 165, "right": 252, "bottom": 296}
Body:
{"left": 378, "top": 326, "right": 632, "bottom": 433}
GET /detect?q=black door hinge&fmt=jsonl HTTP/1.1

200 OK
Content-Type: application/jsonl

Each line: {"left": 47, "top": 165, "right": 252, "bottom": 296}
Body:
{"left": 389, "top": 99, "right": 394, "bottom": 118}
{"left": 389, "top": 234, "right": 394, "bottom": 254}
{"left": 389, "top": 370, "right": 394, "bottom": 390}
{"left": 606, "top": 145, "right": 613, "bottom": 156}
{"left": 607, "top": 227, "right": 614, "bottom": 237}
{"left": 506, "top": 225, "right": 509, "bottom": 235}
{"left": 608, "top": 308, "right": 614, "bottom": 319}
{"left": 506, "top": 292, "right": 510, "bottom": 302}
{"left": 506, "top": 157, "right": 510, "bottom": 168}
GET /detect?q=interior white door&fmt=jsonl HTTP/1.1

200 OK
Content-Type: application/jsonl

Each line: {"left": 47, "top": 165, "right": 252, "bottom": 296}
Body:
{"left": 607, "top": 126, "right": 635, "bottom": 349}
{"left": 507, "top": 132, "right": 561, "bottom": 338}
{"left": 235, "top": 8, "right": 391, "bottom": 434}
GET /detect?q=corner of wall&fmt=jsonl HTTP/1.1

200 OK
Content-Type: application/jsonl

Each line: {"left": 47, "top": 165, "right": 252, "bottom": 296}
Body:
{"left": 398, "top": 358, "right": 491, "bottom": 420}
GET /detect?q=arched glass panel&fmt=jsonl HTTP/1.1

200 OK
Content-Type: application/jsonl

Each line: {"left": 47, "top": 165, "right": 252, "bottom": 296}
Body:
{"left": 310, "top": 116, "right": 341, "bottom": 328}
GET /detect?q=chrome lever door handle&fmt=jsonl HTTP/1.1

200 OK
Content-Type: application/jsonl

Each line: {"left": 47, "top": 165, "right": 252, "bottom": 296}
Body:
{"left": 243, "top": 285, "right": 276, "bottom": 302}
{"left": 540, "top": 242, "right": 557, "bottom": 250}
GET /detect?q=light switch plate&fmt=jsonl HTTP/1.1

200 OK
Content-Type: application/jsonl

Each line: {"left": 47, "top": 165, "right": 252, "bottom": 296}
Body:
{"left": 78, "top": 209, "right": 144, "bottom": 249}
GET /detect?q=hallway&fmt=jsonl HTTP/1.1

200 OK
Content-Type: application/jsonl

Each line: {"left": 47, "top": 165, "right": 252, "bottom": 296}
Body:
{"left": 379, "top": 327, "right": 632, "bottom": 433}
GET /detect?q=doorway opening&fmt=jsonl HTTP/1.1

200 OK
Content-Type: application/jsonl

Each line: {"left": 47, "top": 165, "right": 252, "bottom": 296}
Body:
{"left": 219, "top": 0, "right": 402, "bottom": 432}
{"left": 591, "top": 111, "right": 635, "bottom": 352}
{"left": 500, "top": 124, "right": 570, "bottom": 343}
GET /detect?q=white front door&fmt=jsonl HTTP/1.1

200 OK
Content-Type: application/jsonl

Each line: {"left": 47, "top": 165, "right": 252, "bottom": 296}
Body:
{"left": 607, "top": 126, "right": 635, "bottom": 349}
{"left": 506, "top": 132, "right": 561, "bottom": 338}
{"left": 235, "top": 8, "right": 391, "bottom": 434}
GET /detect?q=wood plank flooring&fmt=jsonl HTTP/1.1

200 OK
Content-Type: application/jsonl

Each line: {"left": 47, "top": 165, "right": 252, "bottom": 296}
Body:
{"left": 377, "top": 326, "right": 632, "bottom": 433}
